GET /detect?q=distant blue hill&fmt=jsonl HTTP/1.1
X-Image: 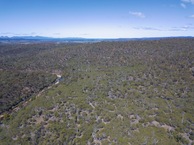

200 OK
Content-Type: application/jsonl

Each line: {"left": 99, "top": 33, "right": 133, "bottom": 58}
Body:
{"left": 0, "top": 36, "right": 99, "bottom": 42}
{"left": 0, "top": 36, "right": 193, "bottom": 43}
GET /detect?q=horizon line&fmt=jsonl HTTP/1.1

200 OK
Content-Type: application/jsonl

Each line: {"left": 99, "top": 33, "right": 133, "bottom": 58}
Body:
{"left": 0, "top": 35, "right": 193, "bottom": 40}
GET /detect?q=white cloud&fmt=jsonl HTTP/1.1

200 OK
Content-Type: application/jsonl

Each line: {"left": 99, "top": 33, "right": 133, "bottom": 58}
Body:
{"left": 190, "top": 14, "right": 194, "bottom": 18}
{"left": 129, "top": 11, "right": 145, "bottom": 18}
{"left": 133, "top": 24, "right": 194, "bottom": 32}
{"left": 181, "top": 3, "right": 187, "bottom": 8}
{"left": 52, "top": 33, "right": 61, "bottom": 36}
{"left": 181, "top": 0, "right": 194, "bottom": 4}
{"left": 182, "top": 25, "right": 194, "bottom": 29}
{"left": 133, "top": 26, "right": 161, "bottom": 31}
{"left": 169, "top": 24, "right": 194, "bottom": 31}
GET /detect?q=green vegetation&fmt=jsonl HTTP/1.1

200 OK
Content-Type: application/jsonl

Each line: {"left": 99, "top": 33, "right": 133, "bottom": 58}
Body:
{"left": 0, "top": 38, "right": 194, "bottom": 144}
{"left": 0, "top": 70, "right": 56, "bottom": 113}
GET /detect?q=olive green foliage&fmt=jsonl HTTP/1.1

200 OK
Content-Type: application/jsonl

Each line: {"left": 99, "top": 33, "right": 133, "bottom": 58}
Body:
{"left": 0, "top": 70, "right": 56, "bottom": 113}
{"left": 0, "top": 38, "right": 194, "bottom": 145}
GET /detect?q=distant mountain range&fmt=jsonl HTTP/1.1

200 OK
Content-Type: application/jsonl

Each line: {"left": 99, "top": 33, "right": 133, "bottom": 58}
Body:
{"left": 0, "top": 36, "right": 193, "bottom": 43}
{"left": 0, "top": 36, "right": 102, "bottom": 43}
{"left": 0, "top": 36, "right": 84, "bottom": 40}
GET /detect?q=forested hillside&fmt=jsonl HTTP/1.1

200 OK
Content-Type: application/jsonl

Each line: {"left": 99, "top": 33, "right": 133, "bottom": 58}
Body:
{"left": 0, "top": 38, "right": 194, "bottom": 145}
{"left": 0, "top": 43, "right": 59, "bottom": 113}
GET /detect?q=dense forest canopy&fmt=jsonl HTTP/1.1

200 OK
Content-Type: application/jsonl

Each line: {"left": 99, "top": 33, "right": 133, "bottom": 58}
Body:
{"left": 0, "top": 38, "right": 194, "bottom": 144}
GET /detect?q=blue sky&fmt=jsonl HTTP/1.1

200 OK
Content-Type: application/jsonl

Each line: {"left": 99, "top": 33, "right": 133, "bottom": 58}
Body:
{"left": 0, "top": 0, "right": 193, "bottom": 38}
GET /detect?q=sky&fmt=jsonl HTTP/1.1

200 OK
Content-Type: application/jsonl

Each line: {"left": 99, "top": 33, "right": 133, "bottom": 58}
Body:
{"left": 0, "top": 0, "right": 194, "bottom": 38}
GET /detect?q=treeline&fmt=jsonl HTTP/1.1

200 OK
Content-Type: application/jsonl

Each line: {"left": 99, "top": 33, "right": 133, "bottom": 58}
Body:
{"left": 1, "top": 38, "right": 194, "bottom": 72}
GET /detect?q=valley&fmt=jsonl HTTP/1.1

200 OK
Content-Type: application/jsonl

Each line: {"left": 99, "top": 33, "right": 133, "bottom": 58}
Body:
{"left": 0, "top": 38, "right": 194, "bottom": 145}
